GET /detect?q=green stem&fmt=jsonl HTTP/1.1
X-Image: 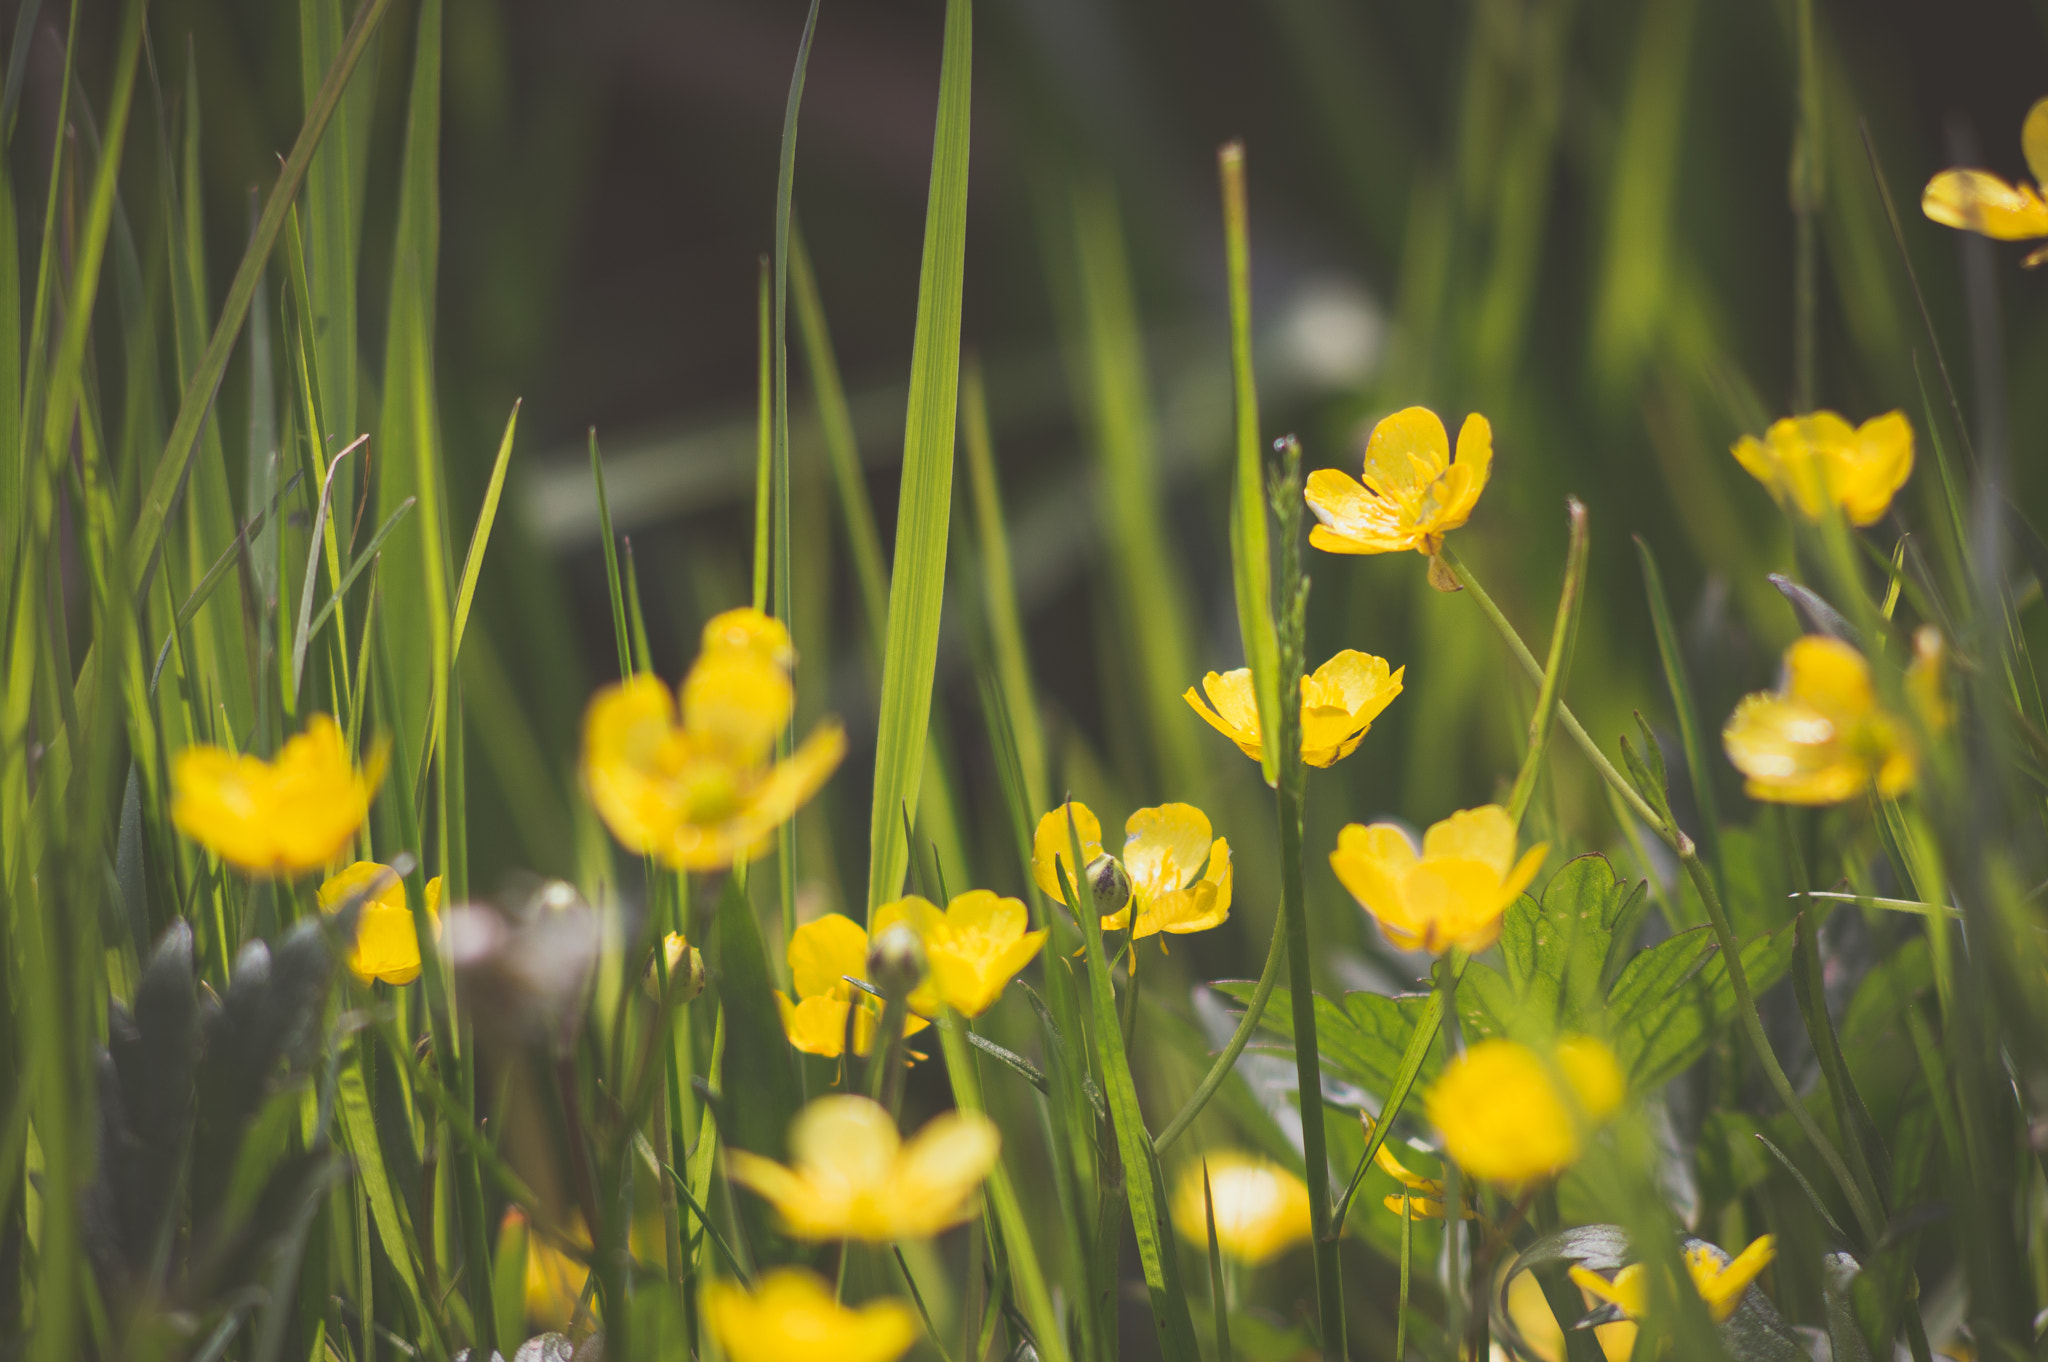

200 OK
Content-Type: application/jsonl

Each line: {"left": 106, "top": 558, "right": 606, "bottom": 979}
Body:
{"left": 1152, "top": 909, "right": 1285, "bottom": 1153}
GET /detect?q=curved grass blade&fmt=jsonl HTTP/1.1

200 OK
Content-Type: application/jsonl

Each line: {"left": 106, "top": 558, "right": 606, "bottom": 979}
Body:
{"left": 1634, "top": 534, "right": 1723, "bottom": 883}
{"left": 301, "top": 498, "right": 416, "bottom": 654}
{"left": 450, "top": 399, "right": 519, "bottom": 664}
{"left": 1204, "top": 1161, "right": 1234, "bottom": 1362}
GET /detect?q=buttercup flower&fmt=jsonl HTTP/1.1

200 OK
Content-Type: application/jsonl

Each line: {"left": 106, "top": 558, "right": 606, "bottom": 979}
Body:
{"left": 1305, "top": 406, "right": 1492, "bottom": 558}
{"left": 1730, "top": 412, "right": 1913, "bottom": 527}
{"left": 1184, "top": 650, "right": 1405, "bottom": 768}
{"left": 702, "top": 1269, "right": 917, "bottom": 1362}
{"left": 317, "top": 862, "right": 442, "bottom": 985}
{"left": 1723, "top": 634, "right": 1943, "bottom": 804}
{"left": 1569, "top": 1235, "right": 1777, "bottom": 1327}
{"left": 775, "top": 914, "right": 931, "bottom": 1059}
{"left": 871, "top": 891, "right": 1047, "bottom": 1018}
{"left": 1922, "top": 97, "right": 2048, "bottom": 266}
{"left": 580, "top": 613, "right": 844, "bottom": 868}
{"left": 724, "top": 1094, "right": 1000, "bottom": 1241}
{"left": 171, "top": 714, "right": 386, "bottom": 875}
{"left": 1424, "top": 1035, "right": 1625, "bottom": 1185}
{"left": 1364, "top": 1113, "right": 1474, "bottom": 1221}
{"left": 1033, "top": 802, "right": 1232, "bottom": 940}
{"left": 1169, "top": 1153, "right": 1313, "bottom": 1265}
{"left": 502, "top": 1209, "right": 664, "bottom": 1333}
{"left": 1330, "top": 805, "right": 1546, "bottom": 954}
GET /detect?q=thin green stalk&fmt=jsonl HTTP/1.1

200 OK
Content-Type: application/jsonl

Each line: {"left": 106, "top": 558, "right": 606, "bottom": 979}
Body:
{"left": 1790, "top": 0, "right": 1819, "bottom": 413}
{"left": 1151, "top": 911, "right": 1283, "bottom": 1153}
{"left": 1505, "top": 499, "right": 1588, "bottom": 828}
{"left": 753, "top": 257, "right": 771, "bottom": 613}
{"left": 1634, "top": 534, "right": 1724, "bottom": 887}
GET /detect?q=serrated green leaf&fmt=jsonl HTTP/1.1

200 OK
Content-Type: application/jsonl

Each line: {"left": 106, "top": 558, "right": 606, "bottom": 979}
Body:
{"left": 1609, "top": 921, "right": 1797, "bottom": 1091}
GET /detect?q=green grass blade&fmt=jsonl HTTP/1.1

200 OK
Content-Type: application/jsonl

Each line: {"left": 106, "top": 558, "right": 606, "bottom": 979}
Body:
{"left": 588, "top": 429, "right": 631, "bottom": 679}
{"left": 302, "top": 498, "right": 417, "bottom": 658}
{"left": 290, "top": 436, "right": 367, "bottom": 697}
{"left": 1633, "top": 534, "right": 1724, "bottom": 885}
{"left": 450, "top": 399, "right": 519, "bottom": 664}
{"left": 1217, "top": 141, "right": 1279, "bottom": 789}
{"left": 299, "top": 0, "right": 368, "bottom": 448}
{"left": 1203, "top": 1162, "right": 1233, "bottom": 1362}
{"left": 866, "top": 0, "right": 971, "bottom": 913}
{"left": 1506, "top": 499, "right": 1590, "bottom": 828}
{"left": 753, "top": 256, "right": 771, "bottom": 612}
{"left": 129, "top": 0, "right": 399, "bottom": 599}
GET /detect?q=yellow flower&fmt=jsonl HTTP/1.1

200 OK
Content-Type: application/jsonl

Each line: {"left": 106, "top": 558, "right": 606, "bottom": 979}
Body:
{"left": 316, "top": 863, "right": 441, "bottom": 985}
{"left": 1922, "top": 97, "right": 2048, "bottom": 266}
{"left": 1730, "top": 412, "right": 1913, "bottom": 527}
{"left": 1305, "top": 406, "right": 1492, "bottom": 557}
{"left": 1169, "top": 1153, "right": 1312, "bottom": 1265}
{"left": 171, "top": 714, "right": 386, "bottom": 876}
{"left": 702, "top": 1269, "right": 917, "bottom": 1362}
{"left": 723, "top": 1094, "right": 1000, "bottom": 1241}
{"left": 502, "top": 1209, "right": 665, "bottom": 1333}
{"left": 580, "top": 643, "right": 845, "bottom": 869}
{"left": 699, "top": 605, "right": 797, "bottom": 669}
{"left": 1568, "top": 1235, "right": 1776, "bottom": 1327}
{"left": 871, "top": 891, "right": 1047, "bottom": 1018}
{"left": 774, "top": 914, "right": 930, "bottom": 1058}
{"left": 1329, "top": 805, "right": 1545, "bottom": 954}
{"left": 1184, "top": 650, "right": 1405, "bottom": 768}
{"left": 1032, "top": 801, "right": 1233, "bottom": 940}
{"left": 1423, "top": 1035, "right": 1625, "bottom": 1185}
{"left": 1365, "top": 1113, "right": 1475, "bottom": 1221}
{"left": 1723, "top": 635, "right": 1934, "bottom": 804}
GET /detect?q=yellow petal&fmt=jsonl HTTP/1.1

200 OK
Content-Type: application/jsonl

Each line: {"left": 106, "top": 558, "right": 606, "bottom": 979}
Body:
{"left": 349, "top": 901, "right": 423, "bottom": 985}
{"left": 1782, "top": 635, "right": 1875, "bottom": 716}
{"left": 1361, "top": 406, "right": 1451, "bottom": 495}
{"left": 317, "top": 861, "right": 406, "bottom": 914}
{"left": 1170, "top": 1154, "right": 1312, "bottom": 1265}
{"left": 1330, "top": 823, "right": 1420, "bottom": 943}
{"left": 580, "top": 677, "right": 687, "bottom": 856}
{"left": 700, "top": 606, "right": 796, "bottom": 671}
{"left": 1441, "top": 412, "right": 1494, "bottom": 524}
{"left": 1425, "top": 1039, "right": 1582, "bottom": 1185}
{"left": 1690, "top": 1235, "right": 1776, "bottom": 1323}
{"left": 1421, "top": 804, "right": 1517, "bottom": 878}
{"left": 893, "top": 1110, "right": 1001, "bottom": 1233}
{"left": 2026, "top": 97, "right": 2048, "bottom": 189}
{"left": 1555, "top": 1034, "right": 1627, "bottom": 1123}
{"left": 791, "top": 1094, "right": 902, "bottom": 1192}
{"left": 788, "top": 914, "right": 869, "bottom": 1002}
{"left": 681, "top": 649, "right": 794, "bottom": 767}
{"left": 1123, "top": 803, "right": 1214, "bottom": 903}
{"left": 703, "top": 1269, "right": 918, "bottom": 1362}
{"left": 778, "top": 991, "right": 853, "bottom": 1057}
{"left": 1833, "top": 411, "right": 1914, "bottom": 526}
{"left": 1186, "top": 671, "right": 1263, "bottom": 762}
{"left": 172, "top": 714, "right": 381, "bottom": 876}
{"left": 1400, "top": 857, "right": 1510, "bottom": 954}
{"left": 1032, "top": 802, "right": 1103, "bottom": 903}
{"left": 1922, "top": 169, "right": 2048, "bottom": 239}
{"left": 1304, "top": 469, "right": 1417, "bottom": 554}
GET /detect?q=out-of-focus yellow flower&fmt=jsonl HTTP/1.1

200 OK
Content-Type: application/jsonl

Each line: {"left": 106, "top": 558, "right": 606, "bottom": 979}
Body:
{"left": 171, "top": 715, "right": 385, "bottom": 876}
{"left": 1329, "top": 805, "right": 1545, "bottom": 955}
{"left": 580, "top": 635, "right": 844, "bottom": 869}
{"left": 702, "top": 1269, "right": 918, "bottom": 1362}
{"left": 649, "top": 931, "right": 706, "bottom": 1002}
{"left": 1424, "top": 1035, "right": 1625, "bottom": 1185}
{"left": 775, "top": 914, "right": 931, "bottom": 1059}
{"left": 503, "top": 1209, "right": 665, "bottom": 1334}
{"left": 871, "top": 891, "right": 1046, "bottom": 1018}
{"left": 1723, "top": 634, "right": 1946, "bottom": 804}
{"left": 1730, "top": 412, "right": 1913, "bottom": 527}
{"left": 1169, "top": 1153, "right": 1312, "bottom": 1265}
{"left": 699, "top": 605, "right": 797, "bottom": 669}
{"left": 1922, "top": 97, "right": 2048, "bottom": 266}
{"left": 724, "top": 1094, "right": 999, "bottom": 1241}
{"left": 1305, "top": 406, "right": 1492, "bottom": 558}
{"left": 1032, "top": 801, "right": 1233, "bottom": 940}
{"left": 1184, "top": 651, "right": 1405, "bottom": 768}
{"left": 1364, "top": 1113, "right": 1476, "bottom": 1221}
{"left": 1568, "top": 1235, "right": 1776, "bottom": 1328}
{"left": 316, "top": 863, "right": 441, "bottom": 985}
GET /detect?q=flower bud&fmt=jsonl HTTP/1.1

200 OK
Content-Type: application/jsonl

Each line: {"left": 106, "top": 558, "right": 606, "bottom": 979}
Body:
{"left": 1088, "top": 854, "right": 1132, "bottom": 919}
{"left": 650, "top": 931, "right": 705, "bottom": 1003}
{"left": 866, "top": 922, "right": 927, "bottom": 1001}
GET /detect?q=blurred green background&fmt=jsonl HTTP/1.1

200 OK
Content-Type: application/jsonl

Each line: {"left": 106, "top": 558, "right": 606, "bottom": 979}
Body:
{"left": 98, "top": 0, "right": 2048, "bottom": 1026}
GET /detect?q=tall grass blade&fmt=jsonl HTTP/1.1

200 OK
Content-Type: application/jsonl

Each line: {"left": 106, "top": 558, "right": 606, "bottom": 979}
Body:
{"left": 1634, "top": 535, "right": 1724, "bottom": 885}
{"left": 290, "top": 437, "right": 367, "bottom": 697}
{"left": 1506, "top": 499, "right": 1590, "bottom": 827}
{"left": 589, "top": 429, "right": 631, "bottom": 679}
{"left": 867, "top": 0, "right": 971, "bottom": 913}
{"left": 1204, "top": 1162, "right": 1233, "bottom": 1362}
{"left": 451, "top": 400, "right": 520, "bottom": 664}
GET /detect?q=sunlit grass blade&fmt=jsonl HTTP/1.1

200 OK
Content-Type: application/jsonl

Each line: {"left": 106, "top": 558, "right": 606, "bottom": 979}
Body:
{"left": 290, "top": 436, "right": 368, "bottom": 697}
{"left": 301, "top": 498, "right": 418, "bottom": 669}
{"left": 451, "top": 400, "right": 519, "bottom": 665}
{"left": 589, "top": 428, "right": 631, "bottom": 679}
{"left": 1633, "top": 535, "right": 1723, "bottom": 884}
{"left": 1203, "top": 1161, "right": 1233, "bottom": 1362}
{"left": 753, "top": 256, "right": 772, "bottom": 612}
{"left": 1506, "top": 499, "right": 1590, "bottom": 828}
{"left": 961, "top": 357, "right": 1045, "bottom": 815}
{"left": 867, "top": 0, "right": 971, "bottom": 913}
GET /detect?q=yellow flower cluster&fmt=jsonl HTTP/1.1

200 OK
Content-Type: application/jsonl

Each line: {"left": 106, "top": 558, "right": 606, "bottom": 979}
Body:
{"left": 171, "top": 714, "right": 386, "bottom": 876}
{"left": 1032, "top": 801, "right": 1232, "bottom": 941}
{"left": 776, "top": 913, "right": 933, "bottom": 1059}
{"left": 1922, "top": 97, "right": 2048, "bottom": 266}
{"left": 1168, "top": 1153, "right": 1313, "bottom": 1265}
{"left": 1184, "top": 649, "right": 1404, "bottom": 768}
{"left": 1330, "top": 805, "right": 1546, "bottom": 955}
{"left": 580, "top": 607, "right": 844, "bottom": 869}
{"left": 1424, "top": 1035, "right": 1625, "bottom": 1185}
{"left": 1724, "top": 632, "right": 1944, "bottom": 805}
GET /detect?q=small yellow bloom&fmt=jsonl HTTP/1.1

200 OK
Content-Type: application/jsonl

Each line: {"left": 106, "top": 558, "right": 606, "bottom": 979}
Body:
{"left": 1730, "top": 411, "right": 1913, "bottom": 527}
{"left": 1184, "top": 650, "right": 1405, "bottom": 768}
{"left": 702, "top": 1269, "right": 917, "bottom": 1362}
{"left": 316, "top": 863, "right": 441, "bottom": 986}
{"left": 775, "top": 914, "right": 931, "bottom": 1059}
{"left": 1169, "top": 1153, "right": 1313, "bottom": 1265}
{"left": 1567, "top": 1235, "right": 1775, "bottom": 1327}
{"left": 518, "top": 1214, "right": 591, "bottom": 1333}
{"left": 724, "top": 1094, "right": 1000, "bottom": 1241}
{"left": 1032, "top": 802, "right": 1106, "bottom": 904}
{"left": 699, "top": 605, "right": 797, "bottom": 669}
{"left": 1032, "top": 801, "right": 1233, "bottom": 940}
{"left": 1922, "top": 97, "right": 2048, "bottom": 266}
{"left": 872, "top": 891, "right": 1047, "bottom": 1018}
{"left": 1305, "top": 406, "right": 1492, "bottom": 557}
{"left": 650, "top": 931, "right": 706, "bottom": 1002}
{"left": 1424, "top": 1035, "right": 1624, "bottom": 1185}
{"left": 171, "top": 715, "right": 385, "bottom": 876}
{"left": 580, "top": 644, "right": 845, "bottom": 869}
{"left": 1724, "top": 635, "right": 1934, "bottom": 804}
{"left": 1365, "top": 1113, "right": 1476, "bottom": 1221}
{"left": 1329, "top": 805, "right": 1545, "bottom": 954}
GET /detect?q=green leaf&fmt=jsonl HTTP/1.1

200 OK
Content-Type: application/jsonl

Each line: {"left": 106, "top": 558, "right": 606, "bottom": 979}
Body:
{"left": 1214, "top": 982, "right": 1444, "bottom": 1099}
{"left": 1608, "top": 920, "right": 1797, "bottom": 1091}
{"left": 336, "top": 1056, "right": 426, "bottom": 1322}
{"left": 867, "top": 0, "right": 971, "bottom": 912}
{"left": 451, "top": 400, "right": 520, "bottom": 666}
{"left": 1514, "top": 854, "right": 1645, "bottom": 1034}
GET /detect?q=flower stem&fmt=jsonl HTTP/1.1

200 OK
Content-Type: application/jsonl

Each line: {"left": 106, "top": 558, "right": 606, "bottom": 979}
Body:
{"left": 1151, "top": 909, "right": 1285, "bottom": 1153}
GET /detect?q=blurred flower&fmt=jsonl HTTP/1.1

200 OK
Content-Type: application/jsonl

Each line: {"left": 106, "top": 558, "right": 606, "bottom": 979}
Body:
{"left": 1922, "top": 97, "right": 2048, "bottom": 266}
{"left": 724, "top": 1094, "right": 999, "bottom": 1241}
{"left": 1305, "top": 406, "right": 1492, "bottom": 558}
{"left": 501, "top": 1208, "right": 665, "bottom": 1334}
{"left": 1425, "top": 1036, "right": 1624, "bottom": 1185}
{"left": 649, "top": 931, "right": 705, "bottom": 1002}
{"left": 580, "top": 615, "right": 844, "bottom": 869}
{"left": 316, "top": 863, "right": 440, "bottom": 985}
{"left": 871, "top": 891, "right": 1047, "bottom": 1018}
{"left": 1169, "top": 1153, "right": 1312, "bottom": 1265}
{"left": 1723, "top": 634, "right": 1945, "bottom": 804}
{"left": 1184, "top": 650, "right": 1405, "bottom": 768}
{"left": 1729, "top": 412, "right": 1913, "bottom": 527}
{"left": 1568, "top": 1235, "right": 1776, "bottom": 1327}
{"left": 775, "top": 914, "right": 930, "bottom": 1059}
{"left": 171, "top": 714, "right": 386, "bottom": 876}
{"left": 702, "top": 1269, "right": 917, "bottom": 1362}
{"left": 1364, "top": 1113, "right": 1474, "bottom": 1221}
{"left": 1330, "top": 805, "right": 1545, "bottom": 954}
{"left": 444, "top": 883, "right": 603, "bottom": 1047}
